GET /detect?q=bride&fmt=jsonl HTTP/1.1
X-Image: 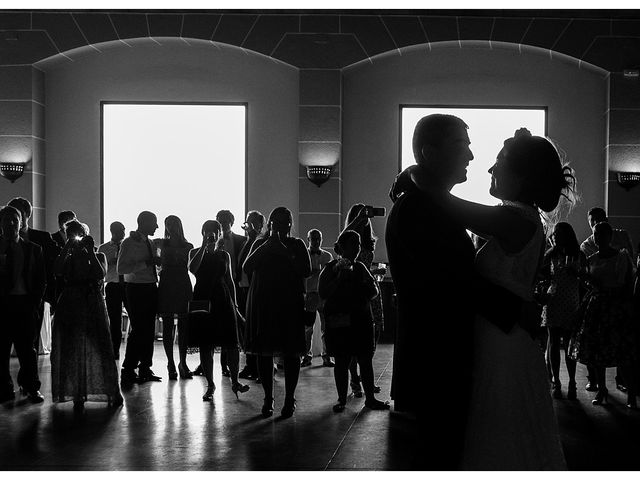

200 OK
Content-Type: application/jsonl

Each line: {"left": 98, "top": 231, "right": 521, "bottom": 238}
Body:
{"left": 413, "top": 128, "right": 573, "bottom": 470}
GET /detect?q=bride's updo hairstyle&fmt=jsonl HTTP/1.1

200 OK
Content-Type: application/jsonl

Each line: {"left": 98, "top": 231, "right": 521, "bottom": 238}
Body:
{"left": 502, "top": 128, "right": 575, "bottom": 213}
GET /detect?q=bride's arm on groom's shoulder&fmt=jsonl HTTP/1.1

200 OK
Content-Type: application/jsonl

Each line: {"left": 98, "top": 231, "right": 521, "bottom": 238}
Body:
{"left": 434, "top": 193, "right": 536, "bottom": 253}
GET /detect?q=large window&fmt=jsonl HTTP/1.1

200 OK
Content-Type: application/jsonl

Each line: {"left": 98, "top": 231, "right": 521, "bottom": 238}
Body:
{"left": 401, "top": 107, "right": 546, "bottom": 206}
{"left": 102, "top": 103, "right": 246, "bottom": 244}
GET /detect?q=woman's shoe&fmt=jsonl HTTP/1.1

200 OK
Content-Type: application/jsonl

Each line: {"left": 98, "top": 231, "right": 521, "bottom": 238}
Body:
{"left": 231, "top": 382, "right": 250, "bottom": 399}
{"left": 167, "top": 364, "right": 178, "bottom": 380}
{"left": 567, "top": 381, "right": 577, "bottom": 400}
{"left": 192, "top": 365, "right": 204, "bottom": 376}
{"left": 261, "top": 398, "right": 274, "bottom": 418}
{"left": 202, "top": 385, "right": 215, "bottom": 401}
{"left": 178, "top": 363, "right": 193, "bottom": 379}
{"left": 373, "top": 385, "right": 381, "bottom": 394}
{"left": 332, "top": 400, "right": 346, "bottom": 413}
{"left": 552, "top": 382, "right": 563, "bottom": 399}
{"left": 110, "top": 393, "right": 124, "bottom": 407}
{"left": 350, "top": 381, "right": 363, "bottom": 398}
{"left": 592, "top": 389, "right": 609, "bottom": 405}
{"left": 364, "top": 398, "right": 390, "bottom": 410}
{"left": 281, "top": 398, "right": 297, "bottom": 418}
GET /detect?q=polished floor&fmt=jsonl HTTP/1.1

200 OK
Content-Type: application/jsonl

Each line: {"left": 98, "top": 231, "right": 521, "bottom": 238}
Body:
{"left": 2, "top": 342, "right": 640, "bottom": 470}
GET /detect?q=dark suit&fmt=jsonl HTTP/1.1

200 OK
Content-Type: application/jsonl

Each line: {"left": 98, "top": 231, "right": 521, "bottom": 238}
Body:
{"left": 385, "top": 178, "right": 475, "bottom": 469}
{"left": 23, "top": 228, "right": 60, "bottom": 343}
{"left": 51, "top": 231, "right": 65, "bottom": 249}
{"left": 0, "top": 238, "right": 46, "bottom": 396}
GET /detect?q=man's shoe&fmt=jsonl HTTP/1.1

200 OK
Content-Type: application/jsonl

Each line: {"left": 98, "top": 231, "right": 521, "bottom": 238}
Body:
{"left": 221, "top": 368, "right": 231, "bottom": 377}
{"left": 322, "top": 358, "right": 335, "bottom": 367}
{"left": 585, "top": 382, "right": 599, "bottom": 392}
{"left": 0, "top": 390, "right": 15, "bottom": 403}
{"left": 301, "top": 356, "right": 312, "bottom": 367}
{"left": 139, "top": 370, "right": 162, "bottom": 382}
{"left": 192, "top": 365, "right": 204, "bottom": 376}
{"left": 238, "top": 368, "right": 253, "bottom": 380}
{"left": 26, "top": 390, "right": 45, "bottom": 404}
{"left": 121, "top": 369, "right": 138, "bottom": 387}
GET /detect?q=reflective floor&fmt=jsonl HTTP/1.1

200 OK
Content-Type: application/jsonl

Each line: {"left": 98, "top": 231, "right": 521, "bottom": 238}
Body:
{"left": 1, "top": 343, "right": 640, "bottom": 470}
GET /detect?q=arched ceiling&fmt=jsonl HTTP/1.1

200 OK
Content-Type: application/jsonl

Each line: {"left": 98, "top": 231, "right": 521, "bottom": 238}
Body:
{"left": 1, "top": 9, "right": 640, "bottom": 71}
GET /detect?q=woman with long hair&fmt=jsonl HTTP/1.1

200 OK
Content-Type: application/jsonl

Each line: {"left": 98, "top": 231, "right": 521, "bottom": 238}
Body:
{"left": 156, "top": 215, "right": 193, "bottom": 380}
{"left": 188, "top": 220, "right": 249, "bottom": 401}
{"left": 243, "top": 207, "right": 311, "bottom": 418}
{"left": 539, "top": 221, "right": 587, "bottom": 400}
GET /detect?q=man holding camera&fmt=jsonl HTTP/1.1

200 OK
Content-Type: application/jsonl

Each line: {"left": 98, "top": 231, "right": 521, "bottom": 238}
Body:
{"left": 117, "top": 211, "right": 161, "bottom": 387}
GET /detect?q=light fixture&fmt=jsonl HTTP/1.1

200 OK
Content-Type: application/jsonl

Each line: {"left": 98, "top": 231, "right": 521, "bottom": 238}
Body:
{"left": 306, "top": 165, "right": 333, "bottom": 187}
{"left": 616, "top": 172, "right": 640, "bottom": 190}
{"left": 0, "top": 162, "right": 25, "bottom": 183}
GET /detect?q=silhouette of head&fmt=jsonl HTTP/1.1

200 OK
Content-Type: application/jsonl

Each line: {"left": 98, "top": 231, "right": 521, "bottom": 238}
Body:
{"left": 412, "top": 114, "right": 473, "bottom": 190}
{"left": 334, "top": 230, "right": 360, "bottom": 262}
{"left": 308, "top": 229, "right": 322, "bottom": 250}
{"left": 7, "top": 197, "right": 32, "bottom": 232}
{"left": 216, "top": 210, "right": 234, "bottom": 233}
{"left": 489, "top": 128, "right": 574, "bottom": 212}
{"left": 0, "top": 205, "right": 21, "bottom": 240}
{"left": 110, "top": 221, "right": 126, "bottom": 243}
{"left": 593, "top": 221, "right": 613, "bottom": 250}
{"left": 245, "top": 210, "right": 265, "bottom": 235}
{"left": 137, "top": 211, "right": 158, "bottom": 237}
{"left": 65, "top": 220, "right": 89, "bottom": 239}
{"left": 551, "top": 222, "right": 579, "bottom": 255}
{"left": 164, "top": 215, "right": 187, "bottom": 244}
{"left": 58, "top": 210, "right": 76, "bottom": 229}
{"left": 587, "top": 207, "right": 607, "bottom": 232}
{"left": 267, "top": 207, "right": 292, "bottom": 238}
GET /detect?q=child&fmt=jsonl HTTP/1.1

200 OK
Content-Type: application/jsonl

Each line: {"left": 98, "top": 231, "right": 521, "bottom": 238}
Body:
{"left": 319, "top": 230, "right": 389, "bottom": 412}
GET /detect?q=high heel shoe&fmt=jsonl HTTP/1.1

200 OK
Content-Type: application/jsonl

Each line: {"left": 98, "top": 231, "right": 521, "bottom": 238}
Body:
{"left": 231, "top": 382, "right": 250, "bottom": 399}
{"left": 627, "top": 395, "right": 638, "bottom": 409}
{"left": 202, "top": 385, "right": 215, "bottom": 401}
{"left": 178, "top": 363, "right": 193, "bottom": 379}
{"left": 552, "top": 382, "right": 563, "bottom": 399}
{"left": 281, "top": 398, "right": 297, "bottom": 418}
{"left": 167, "top": 364, "right": 178, "bottom": 380}
{"left": 592, "top": 389, "right": 608, "bottom": 405}
{"left": 261, "top": 398, "right": 274, "bottom": 418}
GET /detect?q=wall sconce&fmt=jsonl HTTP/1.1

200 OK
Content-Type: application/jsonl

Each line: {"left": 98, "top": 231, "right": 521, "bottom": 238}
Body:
{"left": 306, "top": 165, "right": 333, "bottom": 187}
{"left": 0, "top": 162, "right": 26, "bottom": 183}
{"left": 616, "top": 172, "right": 640, "bottom": 190}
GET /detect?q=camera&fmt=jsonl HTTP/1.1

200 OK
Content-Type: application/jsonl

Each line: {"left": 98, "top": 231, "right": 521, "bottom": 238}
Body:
{"left": 206, "top": 234, "right": 216, "bottom": 244}
{"left": 364, "top": 206, "right": 386, "bottom": 218}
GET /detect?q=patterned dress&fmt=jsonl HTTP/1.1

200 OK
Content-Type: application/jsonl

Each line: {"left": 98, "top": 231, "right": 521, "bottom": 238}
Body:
{"left": 569, "top": 250, "right": 636, "bottom": 367}
{"left": 51, "top": 250, "right": 120, "bottom": 403}
{"left": 540, "top": 253, "right": 585, "bottom": 330}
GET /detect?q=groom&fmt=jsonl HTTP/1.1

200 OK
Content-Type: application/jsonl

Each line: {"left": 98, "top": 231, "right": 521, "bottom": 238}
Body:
{"left": 385, "top": 114, "right": 475, "bottom": 469}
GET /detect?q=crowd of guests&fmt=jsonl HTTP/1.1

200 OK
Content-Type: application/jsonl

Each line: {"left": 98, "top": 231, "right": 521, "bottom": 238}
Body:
{"left": 0, "top": 198, "right": 388, "bottom": 416}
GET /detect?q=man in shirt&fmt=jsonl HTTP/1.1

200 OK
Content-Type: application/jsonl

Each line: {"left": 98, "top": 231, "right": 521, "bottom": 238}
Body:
{"left": 98, "top": 221, "right": 127, "bottom": 360}
{"left": 302, "top": 229, "right": 333, "bottom": 367}
{"left": 0, "top": 205, "right": 46, "bottom": 404}
{"left": 237, "top": 210, "right": 265, "bottom": 381}
{"left": 117, "top": 211, "right": 161, "bottom": 387}
{"left": 51, "top": 210, "right": 76, "bottom": 249}
{"left": 580, "top": 206, "right": 635, "bottom": 393}
{"left": 7, "top": 197, "right": 60, "bottom": 348}
{"left": 215, "top": 209, "right": 245, "bottom": 377}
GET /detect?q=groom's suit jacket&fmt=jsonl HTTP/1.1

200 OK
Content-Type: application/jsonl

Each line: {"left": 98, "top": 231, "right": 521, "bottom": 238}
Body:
{"left": 385, "top": 173, "right": 476, "bottom": 469}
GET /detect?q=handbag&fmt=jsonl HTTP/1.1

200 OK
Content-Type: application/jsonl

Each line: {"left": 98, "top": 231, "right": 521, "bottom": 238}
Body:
{"left": 188, "top": 300, "right": 211, "bottom": 314}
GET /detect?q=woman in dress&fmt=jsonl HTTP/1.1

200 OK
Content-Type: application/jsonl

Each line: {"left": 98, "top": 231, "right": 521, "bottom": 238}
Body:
{"left": 243, "top": 207, "right": 311, "bottom": 418}
{"left": 570, "top": 221, "right": 637, "bottom": 408}
{"left": 539, "top": 222, "right": 587, "bottom": 400}
{"left": 51, "top": 220, "right": 123, "bottom": 410}
{"left": 188, "top": 220, "right": 249, "bottom": 401}
{"left": 155, "top": 215, "right": 193, "bottom": 380}
{"left": 319, "top": 230, "right": 389, "bottom": 412}
{"left": 342, "top": 204, "right": 385, "bottom": 397}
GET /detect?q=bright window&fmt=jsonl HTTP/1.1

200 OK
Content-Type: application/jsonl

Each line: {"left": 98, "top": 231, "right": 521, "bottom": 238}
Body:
{"left": 401, "top": 107, "right": 546, "bottom": 206}
{"left": 102, "top": 103, "right": 246, "bottom": 245}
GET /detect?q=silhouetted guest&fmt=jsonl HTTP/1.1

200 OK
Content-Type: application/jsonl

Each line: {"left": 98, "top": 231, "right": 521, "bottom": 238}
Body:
{"left": 51, "top": 210, "right": 76, "bottom": 249}
{"left": 539, "top": 222, "right": 587, "bottom": 400}
{"left": 385, "top": 114, "right": 476, "bottom": 469}
{"left": 98, "top": 221, "right": 127, "bottom": 360}
{"left": 319, "top": 230, "right": 388, "bottom": 413}
{"left": 243, "top": 207, "right": 311, "bottom": 418}
{"left": 570, "top": 221, "right": 638, "bottom": 408}
{"left": 117, "top": 211, "right": 161, "bottom": 387}
{"left": 0, "top": 205, "right": 46, "bottom": 404}
{"left": 8, "top": 197, "right": 59, "bottom": 348}
{"left": 237, "top": 210, "right": 265, "bottom": 381}
{"left": 343, "top": 204, "right": 384, "bottom": 396}
{"left": 215, "top": 209, "right": 245, "bottom": 378}
{"left": 51, "top": 220, "right": 123, "bottom": 410}
{"left": 188, "top": 220, "right": 249, "bottom": 401}
{"left": 580, "top": 206, "right": 635, "bottom": 393}
{"left": 155, "top": 215, "right": 193, "bottom": 380}
{"left": 302, "top": 228, "right": 333, "bottom": 368}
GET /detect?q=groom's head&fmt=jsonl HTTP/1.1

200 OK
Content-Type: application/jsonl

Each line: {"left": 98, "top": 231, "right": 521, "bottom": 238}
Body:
{"left": 412, "top": 114, "right": 473, "bottom": 190}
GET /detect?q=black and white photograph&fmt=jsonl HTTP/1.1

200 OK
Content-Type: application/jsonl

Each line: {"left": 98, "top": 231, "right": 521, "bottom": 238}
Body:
{"left": 2, "top": 1, "right": 640, "bottom": 472}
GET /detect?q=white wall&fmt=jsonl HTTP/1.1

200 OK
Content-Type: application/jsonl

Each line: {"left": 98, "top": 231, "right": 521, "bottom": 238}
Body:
{"left": 40, "top": 39, "right": 299, "bottom": 240}
{"left": 342, "top": 42, "right": 608, "bottom": 261}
